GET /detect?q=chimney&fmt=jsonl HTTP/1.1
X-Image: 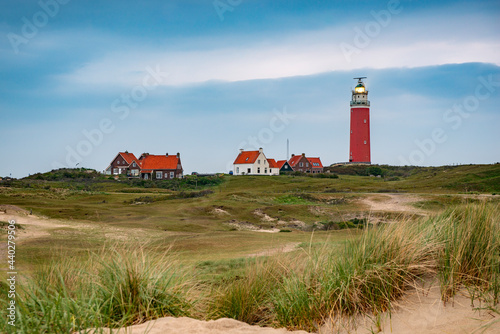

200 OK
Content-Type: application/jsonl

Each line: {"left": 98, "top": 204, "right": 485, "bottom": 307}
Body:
{"left": 176, "top": 152, "right": 180, "bottom": 158}
{"left": 240, "top": 149, "right": 244, "bottom": 153}
{"left": 166, "top": 153, "right": 169, "bottom": 156}
{"left": 259, "top": 147, "right": 263, "bottom": 153}
{"left": 302, "top": 153, "right": 306, "bottom": 157}
{"left": 291, "top": 154, "right": 295, "bottom": 157}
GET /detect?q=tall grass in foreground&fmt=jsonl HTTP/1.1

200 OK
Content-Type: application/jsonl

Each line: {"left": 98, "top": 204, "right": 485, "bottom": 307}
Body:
{"left": 208, "top": 203, "right": 499, "bottom": 332}
{"left": 0, "top": 246, "right": 192, "bottom": 333}
{"left": 433, "top": 204, "right": 500, "bottom": 303}
{"left": 0, "top": 203, "right": 497, "bottom": 333}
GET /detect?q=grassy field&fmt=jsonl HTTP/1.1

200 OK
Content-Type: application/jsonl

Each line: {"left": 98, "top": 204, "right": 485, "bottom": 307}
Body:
{"left": 0, "top": 164, "right": 499, "bottom": 332}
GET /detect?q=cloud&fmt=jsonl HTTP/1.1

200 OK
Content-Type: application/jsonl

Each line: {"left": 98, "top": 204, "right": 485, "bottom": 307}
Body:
{"left": 50, "top": 13, "right": 499, "bottom": 91}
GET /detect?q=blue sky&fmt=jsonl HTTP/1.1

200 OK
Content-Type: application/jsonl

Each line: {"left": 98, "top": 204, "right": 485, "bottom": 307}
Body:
{"left": 1, "top": 0, "right": 499, "bottom": 177}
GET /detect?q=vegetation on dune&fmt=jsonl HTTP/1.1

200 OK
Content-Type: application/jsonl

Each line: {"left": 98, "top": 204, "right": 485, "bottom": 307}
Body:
{"left": 206, "top": 203, "right": 499, "bottom": 332}
{"left": 0, "top": 204, "right": 498, "bottom": 332}
{"left": 0, "top": 165, "right": 499, "bottom": 332}
{"left": 2, "top": 168, "right": 224, "bottom": 192}
{"left": 0, "top": 247, "right": 192, "bottom": 333}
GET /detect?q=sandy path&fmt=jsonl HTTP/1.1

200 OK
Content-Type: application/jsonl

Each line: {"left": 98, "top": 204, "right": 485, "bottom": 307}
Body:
{"left": 1, "top": 210, "right": 68, "bottom": 240}
{"left": 358, "top": 193, "right": 426, "bottom": 215}
{"left": 247, "top": 242, "right": 301, "bottom": 258}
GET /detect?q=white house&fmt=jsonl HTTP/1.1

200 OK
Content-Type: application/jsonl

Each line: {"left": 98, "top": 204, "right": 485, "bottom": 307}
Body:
{"left": 267, "top": 159, "right": 280, "bottom": 175}
{"left": 233, "top": 148, "right": 279, "bottom": 175}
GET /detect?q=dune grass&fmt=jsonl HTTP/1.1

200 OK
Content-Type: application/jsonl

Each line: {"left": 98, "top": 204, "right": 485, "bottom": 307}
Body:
{"left": 0, "top": 246, "right": 192, "bottom": 333}
{"left": 433, "top": 204, "right": 500, "bottom": 304}
{"left": 206, "top": 203, "right": 499, "bottom": 332}
{"left": 1, "top": 203, "right": 498, "bottom": 333}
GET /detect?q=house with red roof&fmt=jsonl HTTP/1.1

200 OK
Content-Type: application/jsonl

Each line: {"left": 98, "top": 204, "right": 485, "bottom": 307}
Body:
{"left": 288, "top": 153, "right": 324, "bottom": 173}
{"left": 106, "top": 152, "right": 183, "bottom": 179}
{"left": 267, "top": 159, "right": 280, "bottom": 175}
{"left": 233, "top": 148, "right": 278, "bottom": 175}
{"left": 276, "top": 160, "right": 294, "bottom": 173}
{"left": 105, "top": 151, "right": 140, "bottom": 176}
{"left": 288, "top": 153, "right": 311, "bottom": 173}
{"left": 137, "top": 153, "right": 183, "bottom": 180}
{"left": 308, "top": 157, "right": 324, "bottom": 173}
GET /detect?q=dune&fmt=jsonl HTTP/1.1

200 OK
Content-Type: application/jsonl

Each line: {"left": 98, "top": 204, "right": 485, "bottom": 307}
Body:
{"left": 321, "top": 282, "right": 500, "bottom": 334}
{"left": 94, "top": 317, "right": 310, "bottom": 334}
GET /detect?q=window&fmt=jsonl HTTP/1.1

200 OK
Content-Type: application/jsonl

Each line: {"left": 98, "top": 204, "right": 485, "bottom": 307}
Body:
{"left": 257, "top": 167, "right": 261, "bottom": 174}
{"left": 170, "top": 172, "right": 175, "bottom": 178}
{"left": 113, "top": 168, "right": 118, "bottom": 174}
{"left": 245, "top": 157, "right": 249, "bottom": 161}
{"left": 258, "top": 159, "right": 260, "bottom": 164}
{"left": 364, "top": 119, "right": 366, "bottom": 123}
{"left": 265, "top": 168, "right": 267, "bottom": 173}
{"left": 156, "top": 171, "right": 162, "bottom": 179}
{"left": 131, "top": 169, "right": 139, "bottom": 176}
{"left": 132, "top": 162, "right": 136, "bottom": 167}
{"left": 117, "top": 160, "right": 120, "bottom": 164}
{"left": 306, "top": 163, "right": 309, "bottom": 167}
{"left": 299, "top": 162, "right": 303, "bottom": 167}
{"left": 236, "top": 167, "right": 239, "bottom": 173}
{"left": 247, "top": 168, "right": 251, "bottom": 174}
{"left": 364, "top": 140, "right": 367, "bottom": 144}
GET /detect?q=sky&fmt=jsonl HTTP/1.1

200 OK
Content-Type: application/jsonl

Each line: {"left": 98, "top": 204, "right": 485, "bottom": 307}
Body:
{"left": 0, "top": 0, "right": 499, "bottom": 178}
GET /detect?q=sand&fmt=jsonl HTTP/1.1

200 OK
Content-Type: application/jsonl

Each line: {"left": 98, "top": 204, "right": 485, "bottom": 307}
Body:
{"left": 92, "top": 317, "right": 310, "bottom": 334}
{"left": 321, "top": 282, "right": 500, "bottom": 334}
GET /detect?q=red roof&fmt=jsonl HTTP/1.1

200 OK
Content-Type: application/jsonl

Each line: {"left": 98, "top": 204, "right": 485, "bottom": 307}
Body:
{"left": 308, "top": 157, "right": 323, "bottom": 168}
{"left": 138, "top": 154, "right": 181, "bottom": 170}
{"left": 233, "top": 150, "right": 260, "bottom": 164}
{"left": 267, "top": 159, "right": 278, "bottom": 168}
{"left": 276, "top": 160, "right": 288, "bottom": 168}
{"left": 288, "top": 155, "right": 304, "bottom": 167}
{"left": 119, "top": 152, "right": 138, "bottom": 165}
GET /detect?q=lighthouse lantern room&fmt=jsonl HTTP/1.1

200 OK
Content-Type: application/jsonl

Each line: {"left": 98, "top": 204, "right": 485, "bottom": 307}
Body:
{"left": 349, "top": 77, "right": 371, "bottom": 163}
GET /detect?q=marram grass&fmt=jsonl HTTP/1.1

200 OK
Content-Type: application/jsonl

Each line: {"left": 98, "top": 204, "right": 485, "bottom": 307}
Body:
{"left": 207, "top": 203, "right": 499, "bottom": 332}
{"left": 432, "top": 203, "right": 500, "bottom": 303}
{"left": 0, "top": 245, "right": 192, "bottom": 333}
{"left": 0, "top": 203, "right": 498, "bottom": 333}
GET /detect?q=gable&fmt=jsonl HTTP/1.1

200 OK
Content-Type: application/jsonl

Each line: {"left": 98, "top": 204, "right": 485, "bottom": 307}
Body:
{"left": 288, "top": 155, "right": 308, "bottom": 167}
{"left": 120, "top": 152, "right": 138, "bottom": 164}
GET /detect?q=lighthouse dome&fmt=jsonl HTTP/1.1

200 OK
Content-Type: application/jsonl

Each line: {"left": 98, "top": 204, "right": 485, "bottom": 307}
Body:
{"left": 354, "top": 83, "right": 366, "bottom": 93}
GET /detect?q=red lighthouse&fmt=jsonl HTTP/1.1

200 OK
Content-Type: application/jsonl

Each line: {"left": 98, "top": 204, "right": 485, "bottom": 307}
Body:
{"left": 349, "top": 77, "right": 371, "bottom": 163}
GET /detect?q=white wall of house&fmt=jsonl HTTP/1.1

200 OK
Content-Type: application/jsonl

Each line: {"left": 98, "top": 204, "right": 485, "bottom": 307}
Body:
{"left": 233, "top": 152, "right": 271, "bottom": 175}
{"left": 269, "top": 167, "right": 279, "bottom": 175}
